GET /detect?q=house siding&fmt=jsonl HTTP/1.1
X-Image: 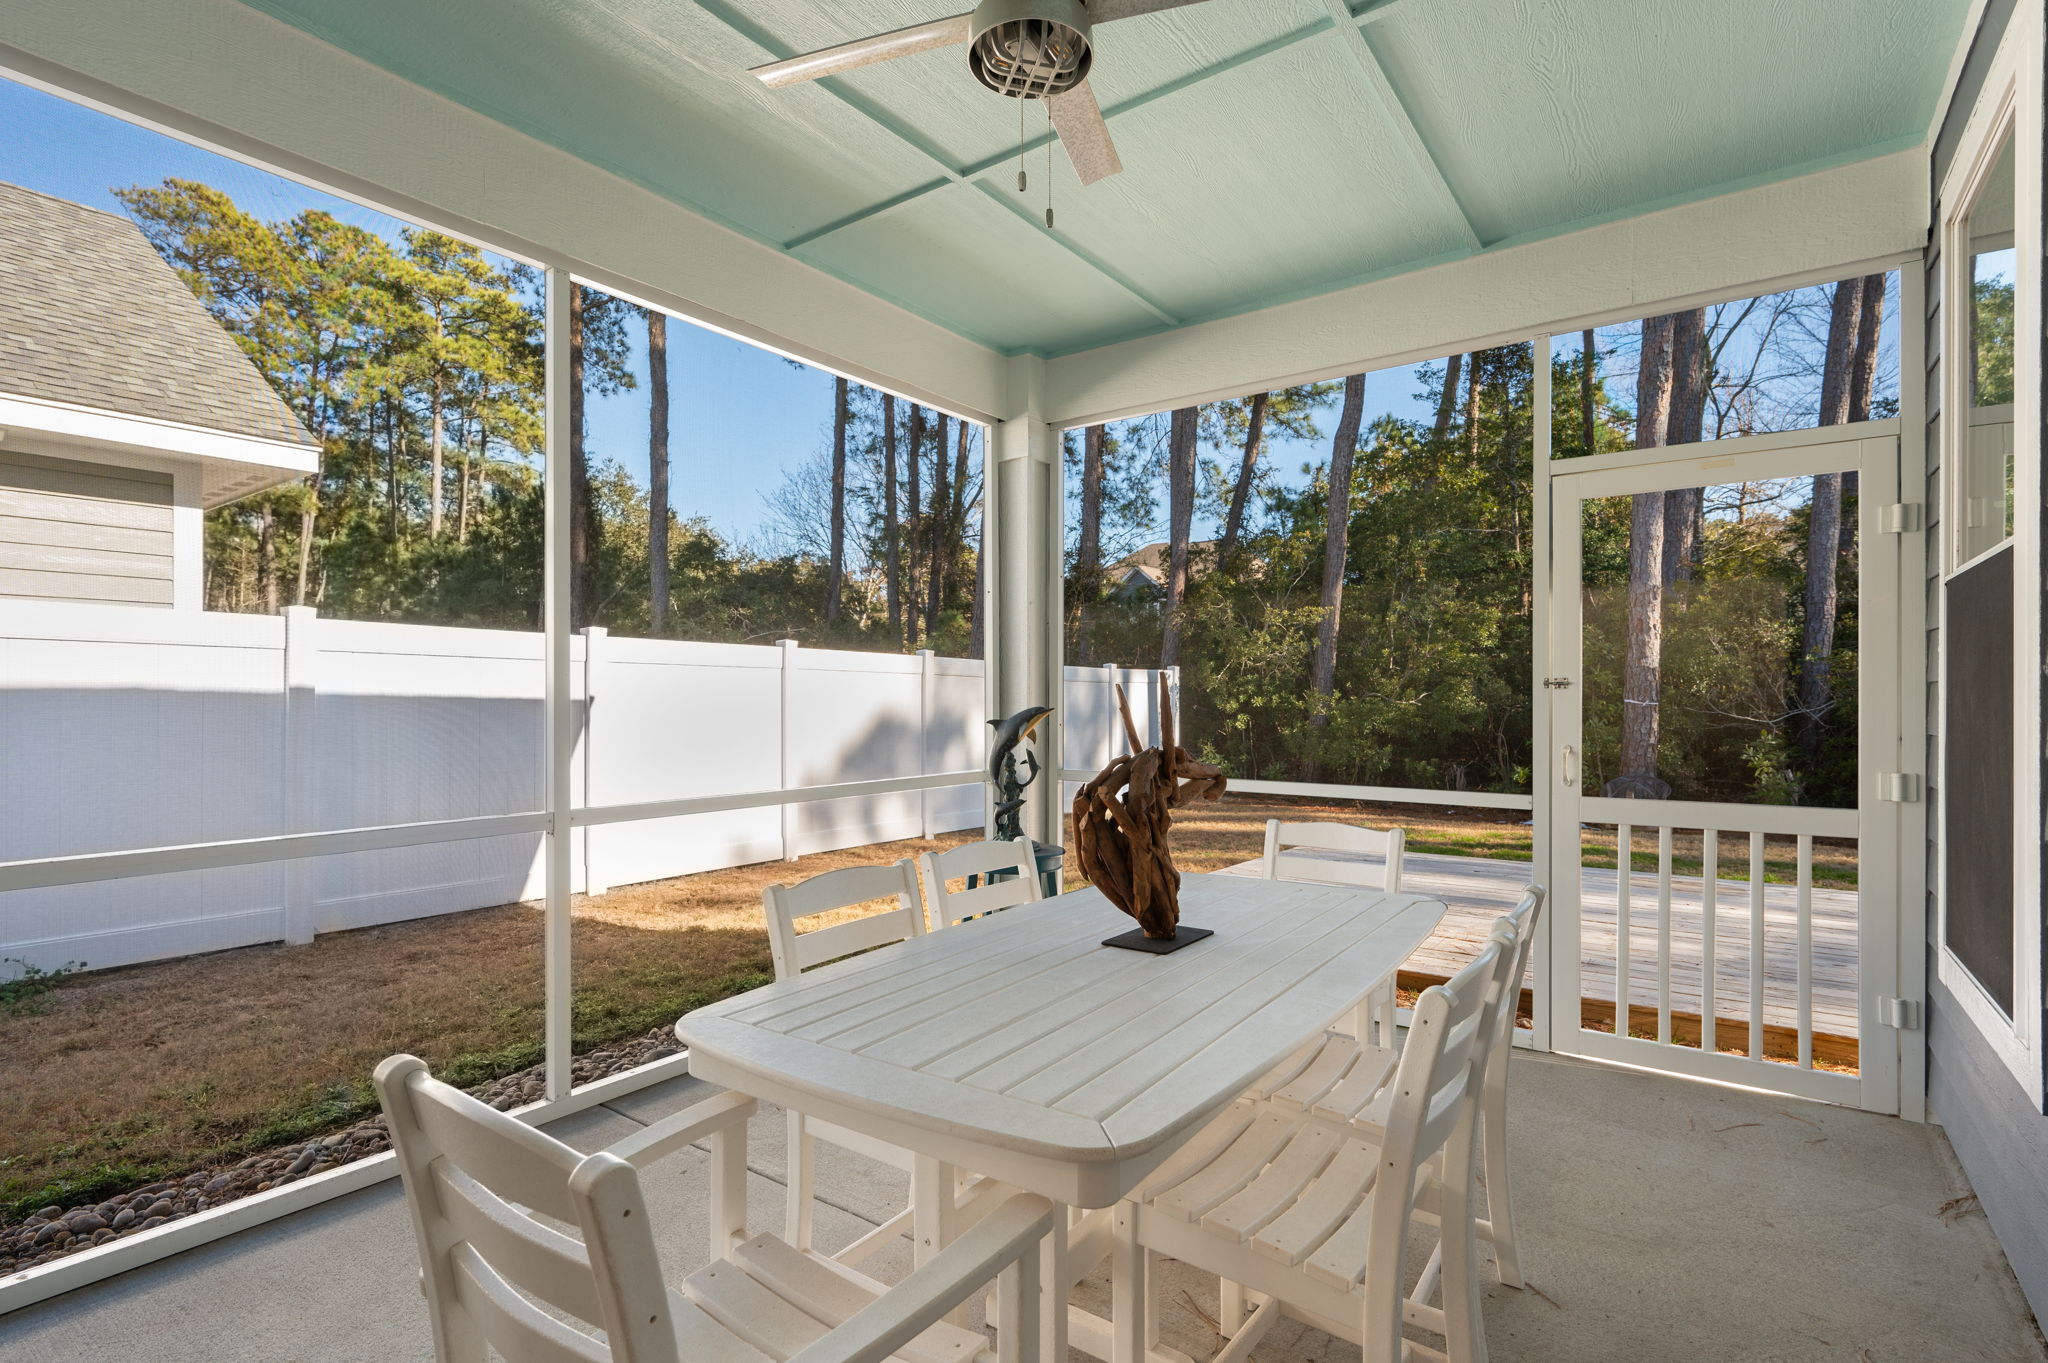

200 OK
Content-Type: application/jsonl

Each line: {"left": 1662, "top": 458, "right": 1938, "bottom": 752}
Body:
{"left": 1924, "top": 0, "right": 2048, "bottom": 1323}
{"left": 0, "top": 448, "right": 174, "bottom": 607}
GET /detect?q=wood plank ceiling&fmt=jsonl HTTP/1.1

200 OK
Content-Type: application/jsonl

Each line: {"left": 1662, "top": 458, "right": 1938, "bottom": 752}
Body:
{"left": 234, "top": 0, "right": 1970, "bottom": 356}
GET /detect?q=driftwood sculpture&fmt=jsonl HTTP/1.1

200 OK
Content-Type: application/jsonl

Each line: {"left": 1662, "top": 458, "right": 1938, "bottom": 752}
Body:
{"left": 1072, "top": 674, "right": 1226, "bottom": 939}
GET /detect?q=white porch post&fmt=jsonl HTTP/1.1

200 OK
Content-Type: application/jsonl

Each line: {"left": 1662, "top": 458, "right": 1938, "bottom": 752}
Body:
{"left": 542, "top": 267, "right": 574, "bottom": 1101}
{"left": 988, "top": 355, "right": 1065, "bottom": 848}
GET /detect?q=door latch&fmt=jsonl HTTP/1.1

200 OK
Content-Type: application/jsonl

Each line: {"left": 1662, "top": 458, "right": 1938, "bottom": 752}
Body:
{"left": 1543, "top": 677, "right": 1574, "bottom": 690}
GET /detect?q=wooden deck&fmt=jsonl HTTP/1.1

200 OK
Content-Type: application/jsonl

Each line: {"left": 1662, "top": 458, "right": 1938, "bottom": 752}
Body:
{"left": 1217, "top": 848, "right": 1861, "bottom": 1042}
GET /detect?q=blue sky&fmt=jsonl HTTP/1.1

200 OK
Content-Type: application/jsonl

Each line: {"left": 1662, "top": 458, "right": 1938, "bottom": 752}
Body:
{"left": 0, "top": 75, "right": 843, "bottom": 544}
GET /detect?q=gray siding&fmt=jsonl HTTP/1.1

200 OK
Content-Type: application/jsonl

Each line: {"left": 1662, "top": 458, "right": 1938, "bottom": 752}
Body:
{"left": 0, "top": 449, "right": 173, "bottom": 607}
{"left": 1923, "top": 0, "right": 2048, "bottom": 1325}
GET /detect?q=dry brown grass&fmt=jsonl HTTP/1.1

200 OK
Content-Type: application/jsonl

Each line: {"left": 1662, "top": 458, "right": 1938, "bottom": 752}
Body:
{"left": 0, "top": 826, "right": 983, "bottom": 1220}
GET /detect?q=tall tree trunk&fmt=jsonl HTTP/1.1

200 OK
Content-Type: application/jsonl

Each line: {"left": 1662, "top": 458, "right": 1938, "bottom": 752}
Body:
{"left": 1817, "top": 277, "right": 1862, "bottom": 427}
{"left": 258, "top": 501, "right": 280, "bottom": 615}
{"left": 1616, "top": 312, "right": 1676, "bottom": 795}
{"left": 385, "top": 397, "right": 400, "bottom": 538}
{"left": 1160, "top": 407, "right": 1198, "bottom": 669}
{"left": 1220, "top": 392, "right": 1268, "bottom": 565}
{"left": 905, "top": 405, "right": 925, "bottom": 645}
{"left": 969, "top": 512, "right": 985, "bottom": 661}
{"left": 296, "top": 498, "right": 315, "bottom": 606}
{"left": 1074, "top": 424, "right": 1104, "bottom": 664}
{"left": 882, "top": 395, "right": 901, "bottom": 639}
{"left": 1432, "top": 354, "right": 1464, "bottom": 444}
{"left": 1076, "top": 424, "right": 1105, "bottom": 594}
{"left": 1797, "top": 278, "right": 1865, "bottom": 761}
{"left": 1463, "top": 354, "right": 1482, "bottom": 463}
{"left": 1840, "top": 271, "right": 1887, "bottom": 557}
{"left": 1662, "top": 308, "right": 1708, "bottom": 585}
{"left": 569, "top": 282, "right": 595, "bottom": 630}
{"left": 825, "top": 375, "right": 847, "bottom": 626}
{"left": 1309, "top": 374, "right": 1367, "bottom": 726}
{"left": 647, "top": 309, "right": 671, "bottom": 635}
{"left": 1578, "top": 330, "right": 1598, "bottom": 457}
{"left": 952, "top": 418, "right": 971, "bottom": 591}
{"left": 928, "top": 413, "right": 951, "bottom": 630}
{"left": 429, "top": 364, "right": 444, "bottom": 538}
{"left": 459, "top": 427, "right": 479, "bottom": 543}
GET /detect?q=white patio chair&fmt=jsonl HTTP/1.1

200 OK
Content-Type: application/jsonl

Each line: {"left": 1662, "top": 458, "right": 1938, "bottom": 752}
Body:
{"left": 761, "top": 860, "right": 930, "bottom": 1263}
{"left": 1260, "top": 818, "right": 1408, "bottom": 1044}
{"left": 1117, "top": 924, "right": 1520, "bottom": 1363}
{"left": 376, "top": 1053, "right": 1052, "bottom": 1363}
{"left": 1239, "top": 886, "right": 1546, "bottom": 1292}
{"left": 919, "top": 836, "right": 1044, "bottom": 929}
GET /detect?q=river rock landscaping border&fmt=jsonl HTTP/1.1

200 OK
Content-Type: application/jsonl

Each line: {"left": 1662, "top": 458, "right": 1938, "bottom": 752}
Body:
{"left": 0, "top": 1026, "right": 682, "bottom": 1276}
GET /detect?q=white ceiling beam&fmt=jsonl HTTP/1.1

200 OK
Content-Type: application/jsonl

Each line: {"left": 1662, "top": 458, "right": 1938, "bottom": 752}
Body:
{"left": 1042, "top": 148, "right": 1928, "bottom": 427}
{"left": 691, "top": 0, "right": 1179, "bottom": 338}
{"left": 780, "top": 15, "right": 1343, "bottom": 249}
{"left": 1318, "top": 0, "right": 1481, "bottom": 251}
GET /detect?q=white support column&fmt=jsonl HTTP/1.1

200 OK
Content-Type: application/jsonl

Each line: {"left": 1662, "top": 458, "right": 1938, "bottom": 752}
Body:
{"left": 280, "top": 605, "right": 318, "bottom": 946}
{"left": 988, "top": 356, "right": 1065, "bottom": 848}
{"left": 580, "top": 625, "right": 608, "bottom": 897}
{"left": 542, "top": 267, "right": 574, "bottom": 1101}
{"left": 779, "top": 638, "right": 800, "bottom": 861}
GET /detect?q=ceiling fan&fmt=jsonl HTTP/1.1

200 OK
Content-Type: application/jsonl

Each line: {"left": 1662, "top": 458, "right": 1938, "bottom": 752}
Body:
{"left": 748, "top": 0, "right": 1216, "bottom": 187}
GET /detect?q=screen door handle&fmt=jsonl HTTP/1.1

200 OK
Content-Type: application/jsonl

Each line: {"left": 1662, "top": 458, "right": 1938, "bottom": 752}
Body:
{"left": 1560, "top": 744, "right": 1577, "bottom": 788}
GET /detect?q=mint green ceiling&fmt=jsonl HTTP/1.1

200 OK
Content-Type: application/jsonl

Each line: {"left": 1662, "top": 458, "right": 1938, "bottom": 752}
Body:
{"left": 232, "top": 0, "right": 1970, "bottom": 356}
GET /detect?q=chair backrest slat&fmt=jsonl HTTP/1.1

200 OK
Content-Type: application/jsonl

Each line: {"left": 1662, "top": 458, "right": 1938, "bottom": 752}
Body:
{"left": 450, "top": 1244, "right": 612, "bottom": 1363}
{"left": 1261, "top": 819, "right": 1405, "bottom": 892}
{"left": 430, "top": 1161, "right": 605, "bottom": 1325}
{"left": 921, "top": 837, "right": 1044, "bottom": 928}
{"left": 762, "top": 860, "right": 924, "bottom": 981}
{"left": 401, "top": 1069, "right": 581, "bottom": 1223}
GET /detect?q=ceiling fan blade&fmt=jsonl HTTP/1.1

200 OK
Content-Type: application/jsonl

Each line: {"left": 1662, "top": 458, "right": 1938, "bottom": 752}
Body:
{"left": 1047, "top": 81, "right": 1123, "bottom": 186}
{"left": 750, "top": 14, "right": 973, "bottom": 88}
{"left": 1085, "top": 0, "right": 1214, "bottom": 22}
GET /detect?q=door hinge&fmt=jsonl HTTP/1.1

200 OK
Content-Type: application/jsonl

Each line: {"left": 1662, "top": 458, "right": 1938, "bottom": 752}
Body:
{"left": 1878, "top": 503, "right": 1923, "bottom": 534}
{"left": 1880, "top": 997, "right": 1919, "bottom": 1031}
{"left": 1881, "top": 773, "right": 1922, "bottom": 803}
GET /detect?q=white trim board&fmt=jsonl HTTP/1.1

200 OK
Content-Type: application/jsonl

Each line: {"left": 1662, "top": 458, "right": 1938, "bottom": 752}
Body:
{"left": 0, "top": 2, "right": 1010, "bottom": 425}
{"left": 1044, "top": 149, "right": 1929, "bottom": 427}
{"left": 1932, "top": 2, "right": 2045, "bottom": 1108}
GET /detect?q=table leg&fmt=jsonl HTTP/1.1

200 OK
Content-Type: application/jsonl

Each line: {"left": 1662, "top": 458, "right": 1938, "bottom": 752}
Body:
{"left": 1110, "top": 1205, "right": 1145, "bottom": 1363}
{"left": 914, "top": 1155, "right": 971, "bottom": 1325}
{"left": 1041, "top": 1207, "right": 1070, "bottom": 1362}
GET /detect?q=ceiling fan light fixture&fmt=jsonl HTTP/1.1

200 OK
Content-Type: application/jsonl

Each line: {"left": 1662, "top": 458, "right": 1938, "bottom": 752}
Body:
{"left": 968, "top": 0, "right": 1092, "bottom": 99}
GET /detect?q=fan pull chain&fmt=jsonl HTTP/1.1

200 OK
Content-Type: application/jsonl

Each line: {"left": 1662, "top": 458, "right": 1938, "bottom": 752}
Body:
{"left": 1017, "top": 98, "right": 1027, "bottom": 194}
{"left": 1045, "top": 102, "right": 1055, "bottom": 229}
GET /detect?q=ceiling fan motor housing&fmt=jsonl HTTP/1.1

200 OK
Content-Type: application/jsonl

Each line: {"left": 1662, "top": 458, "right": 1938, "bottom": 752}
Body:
{"left": 968, "top": 0, "right": 1092, "bottom": 99}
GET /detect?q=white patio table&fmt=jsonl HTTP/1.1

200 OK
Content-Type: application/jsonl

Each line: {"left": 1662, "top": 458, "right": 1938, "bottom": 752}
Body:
{"left": 677, "top": 872, "right": 1446, "bottom": 1359}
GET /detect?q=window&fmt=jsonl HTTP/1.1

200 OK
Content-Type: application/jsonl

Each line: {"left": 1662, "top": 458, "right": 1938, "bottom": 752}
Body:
{"left": 1935, "top": 38, "right": 2041, "bottom": 1106}
{"left": 1952, "top": 132, "right": 2016, "bottom": 570}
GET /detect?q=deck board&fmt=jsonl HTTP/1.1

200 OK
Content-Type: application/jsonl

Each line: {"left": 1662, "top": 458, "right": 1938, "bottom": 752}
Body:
{"left": 1217, "top": 849, "right": 1860, "bottom": 1039}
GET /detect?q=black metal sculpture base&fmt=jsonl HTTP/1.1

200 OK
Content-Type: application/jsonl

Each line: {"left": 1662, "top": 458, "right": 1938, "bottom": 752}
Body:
{"left": 1101, "top": 925, "right": 1214, "bottom": 954}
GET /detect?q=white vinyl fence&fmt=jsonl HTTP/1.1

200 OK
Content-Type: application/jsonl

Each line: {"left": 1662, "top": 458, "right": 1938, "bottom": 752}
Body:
{"left": 0, "top": 600, "right": 1163, "bottom": 973}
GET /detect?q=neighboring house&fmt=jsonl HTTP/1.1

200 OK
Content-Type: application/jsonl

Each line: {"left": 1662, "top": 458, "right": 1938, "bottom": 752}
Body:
{"left": 0, "top": 181, "right": 317, "bottom": 609}
{"left": 1104, "top": 539, "right": 1228, "bottom": 602}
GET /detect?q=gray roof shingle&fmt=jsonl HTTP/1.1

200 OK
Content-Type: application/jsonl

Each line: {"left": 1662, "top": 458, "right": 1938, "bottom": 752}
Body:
{"left": 0, "top": 181, "right": 317, "bottom": 449}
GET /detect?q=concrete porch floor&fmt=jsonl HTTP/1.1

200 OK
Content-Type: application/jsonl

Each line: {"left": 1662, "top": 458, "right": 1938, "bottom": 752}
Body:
{"left": 1, "top": 1051, "right": 2040, "bottom": 1363}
